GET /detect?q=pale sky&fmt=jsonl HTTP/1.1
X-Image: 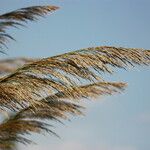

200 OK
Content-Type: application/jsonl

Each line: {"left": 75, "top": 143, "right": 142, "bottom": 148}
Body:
{"left": 0, "top": 0, "right": 150, "bottom": 150}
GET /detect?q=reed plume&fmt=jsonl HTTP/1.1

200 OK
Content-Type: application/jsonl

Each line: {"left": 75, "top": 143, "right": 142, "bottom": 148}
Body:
{"left": 0, "top": 5, "right": 59, "bottom": 51}
{"left": 0, "top": 4, "right": 149, "bottom": 150}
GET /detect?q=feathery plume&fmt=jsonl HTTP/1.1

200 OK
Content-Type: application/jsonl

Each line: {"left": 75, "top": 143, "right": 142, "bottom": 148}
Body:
{"left": 0, "top": 5, "right": 59, "bottom": 50}
{"left": 0, "top": 46, "right": 149, "bottom": 111}
{"left": 0, "top": 81, "right": 125, "bottom": 147}
{"left": 0, "top": 58, "right": 36, "bottom": 75}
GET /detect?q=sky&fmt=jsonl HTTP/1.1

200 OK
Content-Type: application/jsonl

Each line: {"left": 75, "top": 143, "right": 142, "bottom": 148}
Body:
{"left": 0, "top": 0, "right": 150, "bottom": 150}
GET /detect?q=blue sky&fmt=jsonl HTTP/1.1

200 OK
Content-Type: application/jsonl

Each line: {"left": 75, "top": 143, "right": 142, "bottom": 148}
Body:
{"left": 0, "top": 0, "right": 150, "bottom": 150}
